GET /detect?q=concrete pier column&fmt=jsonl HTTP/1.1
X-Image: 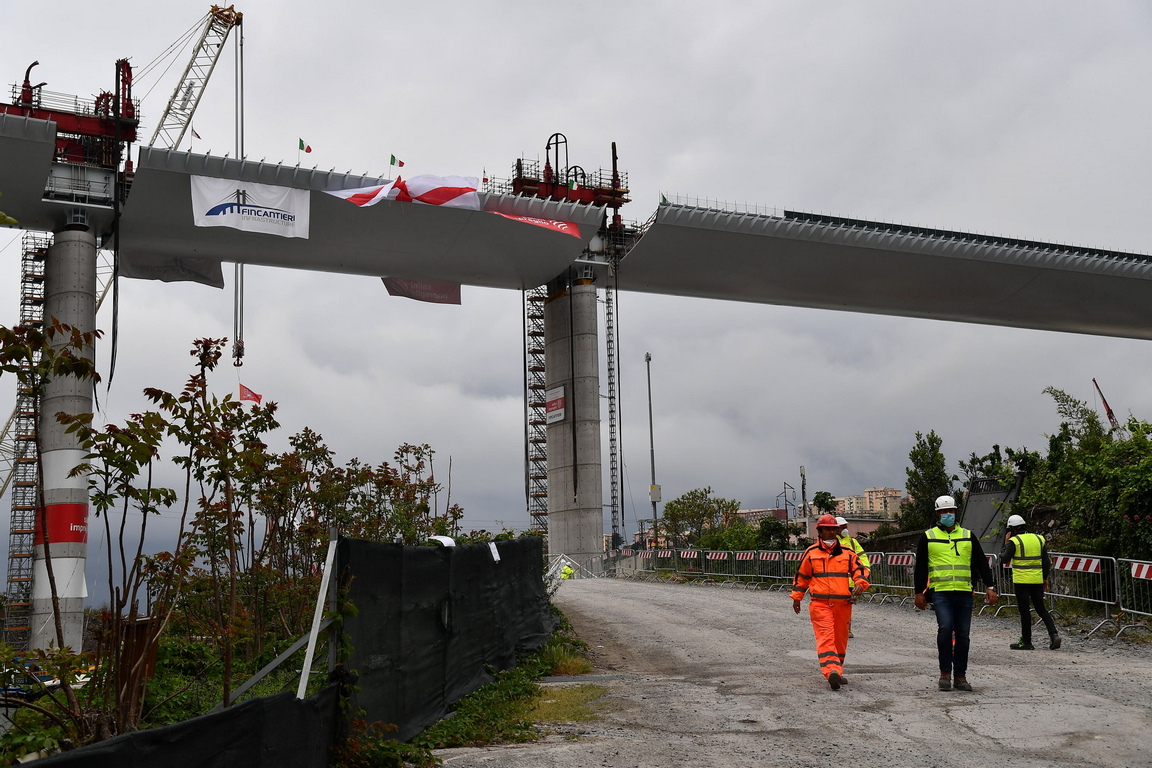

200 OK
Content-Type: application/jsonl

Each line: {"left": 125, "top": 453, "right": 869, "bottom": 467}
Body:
{"left": 544, "top": 270, "right": 603, "bottom": 568}
{"left": 30, "top": 223, "right": 95, "bottom": 650}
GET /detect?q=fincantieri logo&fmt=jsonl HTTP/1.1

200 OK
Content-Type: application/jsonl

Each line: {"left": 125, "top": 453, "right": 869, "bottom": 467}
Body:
{"left": 206, "top": 199, "right": 296, "bottom": 224}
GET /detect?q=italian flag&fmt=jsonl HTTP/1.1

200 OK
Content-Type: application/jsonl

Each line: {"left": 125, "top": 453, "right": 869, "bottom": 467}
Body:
{"left": 299, "top": 139, "right": 312, "bottom": 153}
{"left": 390, "top": 154, "right": 405, "bottom": 168}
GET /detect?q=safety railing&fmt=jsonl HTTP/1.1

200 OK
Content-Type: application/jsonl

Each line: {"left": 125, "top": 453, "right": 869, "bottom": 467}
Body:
{"left": 866, "top": 552, "right": 917, "bottom": 604}
{"left": 1045, "top": 552, "right": 1121, "bottom": 637}
{"left": 583, "top": 547, "right": 1152, "bottom": 639}
{"left": 1116, "top": 559, "right": 1152, "bottom": 639}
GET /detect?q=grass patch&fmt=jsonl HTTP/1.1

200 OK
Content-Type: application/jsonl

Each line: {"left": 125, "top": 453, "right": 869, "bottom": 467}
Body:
{"left": 530, "top": 684, "right": 607, "bottom": 723}
{"left": 411, "top": 611, "right": 594, "bottom": 749}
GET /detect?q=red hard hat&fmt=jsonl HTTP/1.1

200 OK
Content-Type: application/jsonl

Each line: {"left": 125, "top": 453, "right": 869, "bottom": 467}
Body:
{"left": 816, "top": 514, "right": 839, "bottom": 528}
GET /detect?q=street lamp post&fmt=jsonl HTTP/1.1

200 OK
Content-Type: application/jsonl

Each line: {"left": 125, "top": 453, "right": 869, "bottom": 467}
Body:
{"left": 645, "top": 352, "right": 659, "bottom": 545}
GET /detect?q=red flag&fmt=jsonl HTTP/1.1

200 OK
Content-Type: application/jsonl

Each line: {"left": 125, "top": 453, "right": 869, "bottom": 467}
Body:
{"left": 382, "top": 278, "right": 461, "bottom": 304}
{"left": 490, "top": 213, "right": 581, "bottom": 238}
{"left": 239, "top": 384, "right": 263, "bottom": 403}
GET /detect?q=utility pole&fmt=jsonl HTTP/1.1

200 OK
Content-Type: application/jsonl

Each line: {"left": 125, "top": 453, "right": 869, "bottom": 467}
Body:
{"left": 800, "top": 466, "right": 809, "bottom": 518}
{"left": 645, "top": 353, "right": 660, "bottom": 544}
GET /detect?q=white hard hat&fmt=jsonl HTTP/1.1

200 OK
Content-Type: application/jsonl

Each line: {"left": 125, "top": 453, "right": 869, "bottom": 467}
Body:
{"left": 834, "top": 516, "right": 848, "bottom": 527}
{"left": 934, "top": 495, "right": 957, "bottom": 511}
{"left": 1006, "top": 514, "right": 1026, "bottom": 528}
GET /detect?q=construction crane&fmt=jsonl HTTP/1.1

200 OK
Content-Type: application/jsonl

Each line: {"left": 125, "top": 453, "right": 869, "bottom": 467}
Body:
{"left": 149, "top": 5, "right": 242, "bottom": 149}
{"left": 1092, "top": 377, "right": 1121, "bottom": 431}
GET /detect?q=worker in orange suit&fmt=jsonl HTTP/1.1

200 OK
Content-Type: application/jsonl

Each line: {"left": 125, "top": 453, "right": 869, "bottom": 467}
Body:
{"left": 792, "top": 514, "right": 870, "bottom": 690}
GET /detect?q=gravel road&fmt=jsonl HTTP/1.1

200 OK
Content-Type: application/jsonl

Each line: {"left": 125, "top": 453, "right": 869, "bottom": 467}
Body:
{"left": 438, "top": 577, "right": 1152, "bottom": 768}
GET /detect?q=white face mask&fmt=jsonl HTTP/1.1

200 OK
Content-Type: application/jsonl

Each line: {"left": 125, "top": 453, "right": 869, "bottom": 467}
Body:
{"left": 821, "top": 538, "right": 837, "bottom": 547}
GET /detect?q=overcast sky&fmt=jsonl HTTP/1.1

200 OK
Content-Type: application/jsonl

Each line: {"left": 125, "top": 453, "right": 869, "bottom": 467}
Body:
{"left": 4, "top": 1, "right": 1152, "bottom": 552}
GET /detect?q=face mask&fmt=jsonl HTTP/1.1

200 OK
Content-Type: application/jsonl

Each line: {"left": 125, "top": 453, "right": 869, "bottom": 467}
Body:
{"left": 821, "top": 538, "right": 838, "bottom": 547}
{"left": 939, "top": 512, "right": 956, "bottom": 528}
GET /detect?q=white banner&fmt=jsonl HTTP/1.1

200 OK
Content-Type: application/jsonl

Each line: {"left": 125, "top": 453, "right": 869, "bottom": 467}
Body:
{"left": 191, "top": 176, "right": 310, "bottom": 238}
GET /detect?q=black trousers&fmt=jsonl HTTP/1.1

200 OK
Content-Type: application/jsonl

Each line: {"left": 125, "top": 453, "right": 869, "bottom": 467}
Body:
{"left": 1015, "top": 582, "right": 1058, "bottom": 642}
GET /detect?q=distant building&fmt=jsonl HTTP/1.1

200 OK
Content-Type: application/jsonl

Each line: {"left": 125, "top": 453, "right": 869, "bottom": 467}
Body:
{"left": 835, "top": 496, "right": 867, "bottom": 514}
{"left": 737, "top": 508, "right": 788, "bottom": 525}
{"left": 865, "top": 487, "right": 905, "bottom": 517}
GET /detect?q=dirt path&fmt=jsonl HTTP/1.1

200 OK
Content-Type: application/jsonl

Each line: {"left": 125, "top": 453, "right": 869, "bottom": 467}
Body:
{"left": 437, "top": 578, "right": 1152, "bottom": 767}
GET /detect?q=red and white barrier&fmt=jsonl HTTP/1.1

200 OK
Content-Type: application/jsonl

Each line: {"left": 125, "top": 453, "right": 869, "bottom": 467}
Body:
{"left": 1054, "top": 556, "right": 1101, "bottom": 573}
{"left": 658, "top": 549, "right": 674, "bottom": 558}
{"left": 887, "top": 554, "right": 915, "bottom": 566}
{"left": 760, "top": 552, "right": 779, "bottom": 561}
{"left": 707, "top": 551, "right": 728, "bottom": 560}
{"left": 784, "top": 551, "right": 804, "bottom": 561}
{"left": 1131, "top": 562, "right": 1152, "bottom": 580}
{"left": 735, "top": 552, "right": 755, "bottom": 561}
{"left": 639, "top": 551, "right": 652, "bottom": 558}
{"left": 681, "top": 550, "right": 699, "bottom": 558}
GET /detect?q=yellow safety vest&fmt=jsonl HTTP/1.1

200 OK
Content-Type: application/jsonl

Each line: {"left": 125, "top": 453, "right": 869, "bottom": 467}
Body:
{"left": 925, "top": 525, "right": 974, "bottom": 592}
{"left": 838, "top": 535, "right": 871, "bottom": 581}
{"left": 1009, "top": 532, "right": 1045, "bottom": 584}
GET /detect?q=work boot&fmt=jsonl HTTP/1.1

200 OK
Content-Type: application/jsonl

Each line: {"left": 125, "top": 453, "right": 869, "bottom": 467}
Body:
{"left": 938, "top": 675, "right": 951, "bottom": 691}
{"left": 828, "top": 672, "right": 842, "bottom": 690}
{"left": 953, "top": 678, "right": 973, "bottom": 692}
{"left": 1049, "top": 634, "right": 1062, "bottom": 650}
{"left": 1009, "top": 639, "right": 1035, "bottom": 650}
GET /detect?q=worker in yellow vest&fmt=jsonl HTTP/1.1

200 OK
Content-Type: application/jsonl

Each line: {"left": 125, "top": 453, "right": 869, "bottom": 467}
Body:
{"left": 835, "top": 516, "right": 870, "bottom": 638}
{"left": 913, "top": 495, "right": 998, "bottom": 692}
{"left": 1001, "top": 514, "right": 1060, "bottom": 650}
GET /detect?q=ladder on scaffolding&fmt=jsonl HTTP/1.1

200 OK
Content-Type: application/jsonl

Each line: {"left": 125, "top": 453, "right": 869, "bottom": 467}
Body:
{"left": 1, "top": 232, "right": 50, "bottom": 648}
{"left": 524, "top": 286, "right": 548, "bottom": 533}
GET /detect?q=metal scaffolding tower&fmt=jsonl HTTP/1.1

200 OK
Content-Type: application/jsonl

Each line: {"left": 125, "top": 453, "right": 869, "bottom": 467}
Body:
{"left": 604, "top": 273, "right": 621, "bottom": 549}
{"left": 2, "top": 232, "right": 50, "bottom": 649}
{"left": 524, "top": 286, "right": 548, "bottom": 532}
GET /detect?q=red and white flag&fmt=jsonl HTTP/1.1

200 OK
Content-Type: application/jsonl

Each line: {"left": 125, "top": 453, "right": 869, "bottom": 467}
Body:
{"left": 239, "top": 384, "right": 263, "bottom": 404}
{"left": 326, "top": 174, "right": 480, "bottom": 210}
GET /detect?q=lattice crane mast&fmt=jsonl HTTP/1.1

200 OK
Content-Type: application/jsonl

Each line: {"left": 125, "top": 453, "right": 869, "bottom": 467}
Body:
{"left": 148, "top": 5, "right": 242, "bottom": 149}
{"left": 1092, "top": 377, "right": 1121, "bottom": 431}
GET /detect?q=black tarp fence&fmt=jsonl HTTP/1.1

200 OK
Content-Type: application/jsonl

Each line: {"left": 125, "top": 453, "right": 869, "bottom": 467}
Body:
{"left": 339, "top": 535, "right": 557, "bottom": 741}
{"left": 25, "top": 535, "right": 555, "bottom": 766}
{"left": 33, "top": 684, "right": 342, "bottom": 768}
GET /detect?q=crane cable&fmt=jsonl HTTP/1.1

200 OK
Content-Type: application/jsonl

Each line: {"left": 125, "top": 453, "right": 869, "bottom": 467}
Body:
{"left": 133, "top": 14, "right": 209, "bottom": 100}
{"left": 232, "top": 21, "right": 246, "bottom": 367}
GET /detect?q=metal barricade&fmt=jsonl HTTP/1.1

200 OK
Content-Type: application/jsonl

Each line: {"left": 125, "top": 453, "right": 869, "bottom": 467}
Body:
{"left": 979, "top": 553, "right": 1002, "bottom": 615}
{"left": 860, "top": 551, "right": 883, "bottom": 601}
{"left": 678, "top": 549, "right": 703, "bottom": 581}
{"left": 733, "top": 551, "right": 759, "bottom": 587}
{"left": 756, "top": 551, "right": 790, "bottom": 590}
{"left": 876, "top": 552, "right": 916, "bottom": 604}
{"left": 1047, "top": 552, "right": 1121, "bottom": 637}
{"left": 638, "top": 550, "right": 658, "bottom": 579}
{"left": 703, "top": 550, "right": 731, "bottom": 582}
{"left": 1116, "top": 558, "right": 1152, "bottom": 638}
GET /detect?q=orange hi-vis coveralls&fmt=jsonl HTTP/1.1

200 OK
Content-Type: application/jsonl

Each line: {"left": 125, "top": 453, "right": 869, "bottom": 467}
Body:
{"left": 791, "top": 541, "right": 870, "bottom": 681}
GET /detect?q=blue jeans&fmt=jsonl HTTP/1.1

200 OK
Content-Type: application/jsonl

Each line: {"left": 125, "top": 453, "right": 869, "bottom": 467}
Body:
{"left": 932, "top": 590, "right": 973, "bottom": 678}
